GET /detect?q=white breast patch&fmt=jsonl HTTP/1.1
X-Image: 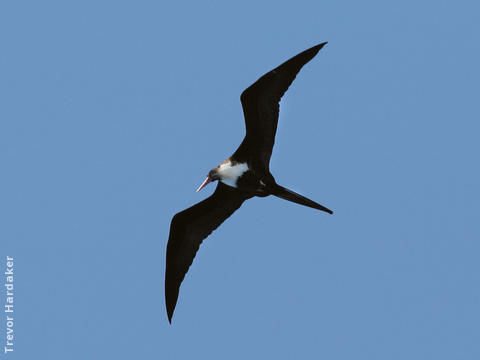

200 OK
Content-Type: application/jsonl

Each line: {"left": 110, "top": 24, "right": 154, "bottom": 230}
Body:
{"left": 217, "top": 162, "right": 249, "bottom": 188}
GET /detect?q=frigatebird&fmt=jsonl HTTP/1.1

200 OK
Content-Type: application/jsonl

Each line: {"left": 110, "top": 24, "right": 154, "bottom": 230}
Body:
{"left": 165, "top": 42, "right": 333, "bottom": 323}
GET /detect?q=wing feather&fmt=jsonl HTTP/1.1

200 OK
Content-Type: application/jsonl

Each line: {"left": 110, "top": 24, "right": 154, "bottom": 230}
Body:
{"left": 233, "top": 42, "right": 327, "bottom": 170}
{"left": 165, "top": 182, "right": 253, "bottom": 322}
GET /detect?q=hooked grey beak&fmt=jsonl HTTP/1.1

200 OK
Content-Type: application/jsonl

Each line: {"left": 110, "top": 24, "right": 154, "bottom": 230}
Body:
{"left": 196, "top": 176, "right": 211, "bottom": 192}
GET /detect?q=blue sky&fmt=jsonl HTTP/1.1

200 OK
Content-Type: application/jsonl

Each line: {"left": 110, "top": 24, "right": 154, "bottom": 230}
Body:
{"left": 1, "top": 0, "right": 479, "bottom": 359}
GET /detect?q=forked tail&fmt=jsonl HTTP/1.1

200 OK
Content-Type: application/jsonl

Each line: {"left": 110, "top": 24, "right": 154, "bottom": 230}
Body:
{"left": 272, "top": 184, "right": 333, "bottom": 214}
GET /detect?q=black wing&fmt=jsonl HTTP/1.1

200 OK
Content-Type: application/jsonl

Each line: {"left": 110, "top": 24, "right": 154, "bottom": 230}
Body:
{"left": 233, "top": 42, "right": 327, "bottom": 171}
{"left": 165, "top": 182, "right": 253, "bottom": 323}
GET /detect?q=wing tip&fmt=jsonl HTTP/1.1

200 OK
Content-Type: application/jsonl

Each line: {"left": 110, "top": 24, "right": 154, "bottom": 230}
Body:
{"left": 165, "top": 273, "right": 179, "bottom": 324}
{"left": 310, "top": 41, "right": 328, "bottom": 55}
{"left": 166, "top": 297, "right": 176, "bottom": 324}
{"left": 292, "top": 41, "right": 328, "bottom": 65}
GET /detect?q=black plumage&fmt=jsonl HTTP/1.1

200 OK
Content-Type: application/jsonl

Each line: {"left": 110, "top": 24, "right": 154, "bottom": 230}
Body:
{"left": 234, "top": 42, "right": 328, "bottom": 171}
{"left": 165, "top": 183, "right": 252, "bottom": 323}
{"left": 165, "top": 43, "right": 332, "bottom": 323}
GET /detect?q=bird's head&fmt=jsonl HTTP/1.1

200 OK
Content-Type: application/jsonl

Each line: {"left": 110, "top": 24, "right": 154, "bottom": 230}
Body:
{"left": 196, "top": 168, "right": 220, "bottom": 192}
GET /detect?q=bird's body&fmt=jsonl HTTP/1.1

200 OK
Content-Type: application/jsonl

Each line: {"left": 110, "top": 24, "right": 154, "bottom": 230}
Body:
{"left": 165, "top": 42, "right": 333, "bottom": 323}
{"left": 213, "top": 159, "right": 270, "bottom": 195}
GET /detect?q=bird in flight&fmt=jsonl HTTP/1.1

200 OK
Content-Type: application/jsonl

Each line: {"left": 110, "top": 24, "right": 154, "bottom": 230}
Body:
{"left": 165, "top": 42, "right": 333, "bottom": 323}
